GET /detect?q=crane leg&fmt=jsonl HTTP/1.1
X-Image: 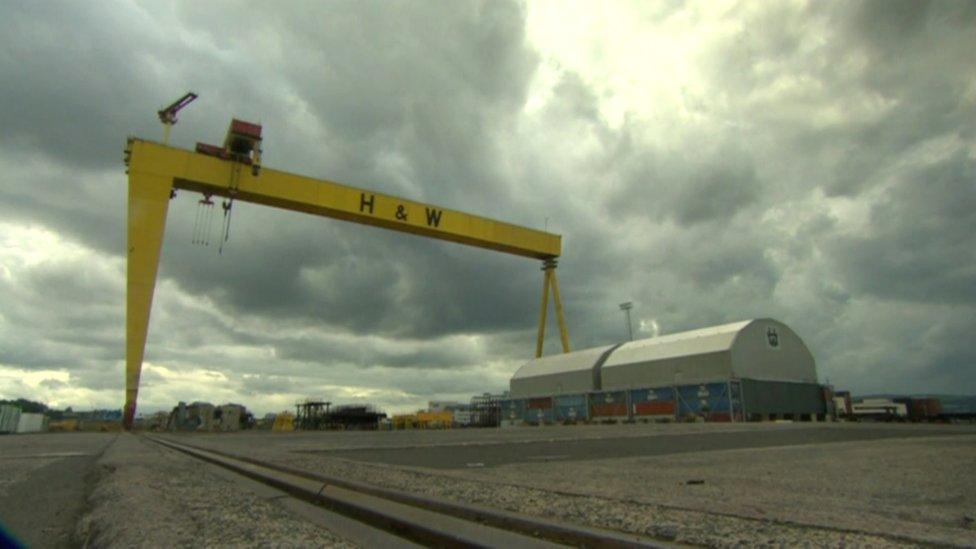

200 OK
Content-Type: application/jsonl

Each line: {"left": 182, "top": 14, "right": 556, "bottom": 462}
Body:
{"left": 124, "top": 172, "right": 172, "bottom": 429}
{"left": 549, "top": 266, "right": 571, "bottom": 354}
{"left": 534, "top": 265, "right": 552, "bottom": 358}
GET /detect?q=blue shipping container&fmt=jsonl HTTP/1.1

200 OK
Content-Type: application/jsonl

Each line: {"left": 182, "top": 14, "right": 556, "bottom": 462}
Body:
{"left": 554, "top": 394, "right": 586, "bottom": 407}
{"left": 500, "top": 399, "right": 526, "bottom": 422}
{"left": 630, "top": 386, "right": 676, "bottom": 404}
{"left": 676, "top": 382, "right": 731, "bottom": 418}
{"left": 554, "top": 404, "right": 588, "bottom": 422}
{"left": 589, "top": 390, "right": 627, "bottom": 405}
{"left": 524, "top": 407, "right": 555, "bottom": 424}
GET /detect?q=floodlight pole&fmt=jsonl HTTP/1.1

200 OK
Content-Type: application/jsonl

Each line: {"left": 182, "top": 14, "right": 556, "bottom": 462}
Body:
{"left": 619, "top": 301, "right": 634, "bottom": 341}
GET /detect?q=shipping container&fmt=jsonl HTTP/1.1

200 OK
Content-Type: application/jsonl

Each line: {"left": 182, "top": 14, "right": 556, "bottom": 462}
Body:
{"left": 453, "top": 410, "right": 472, "bottom": 426}
{"left": 553, "top": 394, "right": 586, "bottom": 407}
{"left": 553, "top": 405, "right": 586, "bottom": 422}
{"left": 631, "top": 387, "right": 676, "bottom": 418}
{"left": 707, "top": 411, "right": 732, "bottom": 422}
{"left": 589, "top": 390, "right": 629, "bottom": 418}
{"left": 729, "top": 380, "right": 744, "bottom": 422}
{"left": 633, "top": 401, "right": 676, "bottom": 416}
{"left": 0, "top": 405, "right": 21, "bottom": 434}
{"left": 897, "top": 397, "right": 943, "bottom": 421}
{"left": 527, "top": 397, "right": 553, "bottom": 410}
{"left": 525, "top": 407, "right": 555, "bottom": 424}
{"left": 676, "top": 382, "right": 731, "bottom": 420}
{"left": 500, "top": 399, "right": 526, "bottom": 424}
{"left": 553, "top": 394, "right": 587, "bottom": 422}
{"left": 15, "top": 413, "right": 48, "bottom": 433}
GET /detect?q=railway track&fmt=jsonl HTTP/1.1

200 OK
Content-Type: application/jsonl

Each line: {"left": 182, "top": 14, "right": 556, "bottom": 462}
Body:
{"left": 144, "top": 435, "right": 670, "bottom": 548}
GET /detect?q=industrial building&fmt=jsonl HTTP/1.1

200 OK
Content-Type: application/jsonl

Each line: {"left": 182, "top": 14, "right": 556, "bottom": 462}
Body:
{"left": 167, "top": 401, "right": 249, "bottom": 431}
{"left": 294, "top": 400, "right": 387, "bottom": 430}
{"left": 504, "top": 318, "right": 827, "bottom": 424}
{"left": 0, "top": 406, "right": 49, "bottom": 434}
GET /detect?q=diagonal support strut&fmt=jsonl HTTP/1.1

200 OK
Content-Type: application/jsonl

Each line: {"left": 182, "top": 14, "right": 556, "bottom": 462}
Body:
{"left": 535, "top": 259, "right": 571, "bottom": 358}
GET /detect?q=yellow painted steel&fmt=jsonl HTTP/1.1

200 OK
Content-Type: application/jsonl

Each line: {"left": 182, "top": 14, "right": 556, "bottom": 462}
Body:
{"left": 535, "top": 268, "right": 551, "bottom": 358}
{"left": 549, "top": 268, "right": 571, "bottom": 354}
{"left": 126, "top": 139, "right": 561, "bottom": 259}
{"left": 534, "top": 262, "right": 571, "bottom": 358}
{"left": 122, "top": 138, "right": 570, "bottom": 429}
{"left": 124, "top": 172, "right": 172, "bottom": 427}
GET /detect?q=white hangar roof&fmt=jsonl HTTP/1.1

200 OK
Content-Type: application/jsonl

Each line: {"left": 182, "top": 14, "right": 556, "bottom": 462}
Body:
{"left": 509, "top": 344, "right": 616, "bottom": 398}
{"left": 511, "top": 344, "right": 616, "bottom": 380}
{"left": 510, "top": 319, "right": 817, "bottom": 398}
{"left": 604, "top": 320, "right": 752, "bottom": 366}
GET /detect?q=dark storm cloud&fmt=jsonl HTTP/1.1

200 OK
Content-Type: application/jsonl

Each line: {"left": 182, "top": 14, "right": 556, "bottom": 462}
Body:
{"left": 607, "top": 136, "right": 762, "bottom": 227}
{"left": 0, "top": 238, "right": 122, "bottom": 372}
{"left": 827, "top": 151, "right": 976, "bottom": 304}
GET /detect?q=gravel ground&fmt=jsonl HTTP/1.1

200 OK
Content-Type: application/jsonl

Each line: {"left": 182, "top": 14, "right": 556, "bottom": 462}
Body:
{"left": 0, "top": 432, "right": 112, "bottom": 497}
{"left": 0, "top": 455, "right": 60, "bottom": 496}
{"left": 0, "top": 432, "right": 115, "bottom": 548}
{"left": 77, "top": 434, "right": 357, "bottom": 548}
{"left": 171, "top": 424, "right": 976, "bottom": 547}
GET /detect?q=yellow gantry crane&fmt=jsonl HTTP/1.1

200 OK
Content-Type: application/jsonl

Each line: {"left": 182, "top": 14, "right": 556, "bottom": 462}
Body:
{"left": 122, "top": 97, "right": 570, "bottom": 428}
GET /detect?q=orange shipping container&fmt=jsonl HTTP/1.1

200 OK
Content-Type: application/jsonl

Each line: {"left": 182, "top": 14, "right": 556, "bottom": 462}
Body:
{"left": 634, "top": 401, "right": 675, "bottom": 416}
{"left": 591, "top": 403, "right": 628, "bottom": 417}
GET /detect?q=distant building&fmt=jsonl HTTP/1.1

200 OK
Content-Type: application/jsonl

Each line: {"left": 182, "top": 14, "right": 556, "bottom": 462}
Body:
{"left": 834, "top": 391, "right": 853, "bottom": 417}
{"left": 217, "top": 404, "right": 244, "bottom": 431}
{"left": 469, "top": 392, "right": 505, "bottom": 427}
{"left": 16, "top": 413, "right": 48, "bottom": 433}
{"left": 851, "top": 398, "right": 908, "bottom": 420}
{"left": 0, "top": 405, "right": 20, "bottom": 434}
{"left": 428, "top": 401, "right": 464, "bottom": 412}
{"left": 452, "top": 409, "right": 472, "bottom": 426}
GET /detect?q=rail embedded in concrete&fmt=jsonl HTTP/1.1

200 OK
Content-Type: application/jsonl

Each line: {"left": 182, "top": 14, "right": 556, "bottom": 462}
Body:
{"left": 144, "top": 435, "right": 669, "bottom": 548}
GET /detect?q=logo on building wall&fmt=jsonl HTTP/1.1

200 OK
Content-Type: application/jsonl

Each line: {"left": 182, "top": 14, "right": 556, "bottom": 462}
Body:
{"left": 766, "top": 326, "right": 780, "bottom": 349}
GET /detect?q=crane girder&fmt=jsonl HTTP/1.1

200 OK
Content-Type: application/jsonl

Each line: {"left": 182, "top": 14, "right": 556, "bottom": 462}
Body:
{"left": 126, "top": 139, "right": 561, "bottom": 259}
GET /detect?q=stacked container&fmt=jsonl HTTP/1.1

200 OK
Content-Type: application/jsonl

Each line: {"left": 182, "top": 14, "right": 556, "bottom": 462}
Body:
{"left": 630, "top": 387, "right": 676, "bottom": 419}
{"left": 15, "top": 413, "right": 48, "bottom": 433}
{"left": 499, "top": 399, "right": 526, "bottom": 427}
{"left": 0, "top": 405, "right": 21, "bottom": 434}
{"left": 526, "top": 397, "right": 554, "bottom": 424}
{"left": 553, "top": 394, "right": 587, "bottom": 423}
{"left": 589, "top": 390, "right": 629, "bottom": 420}
{"left": 676, "top": 382, "right": 733, "bottom": 421}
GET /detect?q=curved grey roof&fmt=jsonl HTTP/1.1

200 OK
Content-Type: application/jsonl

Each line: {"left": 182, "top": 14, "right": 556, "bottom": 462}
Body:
{"left": 510, "top": 318, "right": 817, "bottom": 397}
{"left": 511, "top": 344, "right": 614, "bottom": 380}
{"left": 603, "top": 320, "right": 751, "bottom": 367}
{"left": 509, "top": 344, "right": 615, "bottom": 398}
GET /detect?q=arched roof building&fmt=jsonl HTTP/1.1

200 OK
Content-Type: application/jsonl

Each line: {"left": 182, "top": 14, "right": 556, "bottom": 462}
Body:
{"left": 508, "top": 319, "right": 824, "bottom": 421}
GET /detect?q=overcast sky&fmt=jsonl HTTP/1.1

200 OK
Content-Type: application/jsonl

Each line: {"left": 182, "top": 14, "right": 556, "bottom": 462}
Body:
{"left": 1, "top": 0, "right": 973, "bottom": 416}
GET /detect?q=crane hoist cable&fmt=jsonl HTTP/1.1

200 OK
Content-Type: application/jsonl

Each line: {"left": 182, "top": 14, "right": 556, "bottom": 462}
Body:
{"left": 219, "top": 198, "right": 233, "bottom": 254}
{"left": 218, "top": 159, "right": 243, "bottom": 254}
{"left": 192, "top": 194, "right": 215, "bottom": 246}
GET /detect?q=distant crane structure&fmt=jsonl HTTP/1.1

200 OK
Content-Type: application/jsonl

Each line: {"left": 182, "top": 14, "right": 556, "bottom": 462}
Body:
{"left": 156, "top": 92, "right": 198, "bottom": 145}
{"left": 122, "top": 94, "right": 571, "bottom": 429}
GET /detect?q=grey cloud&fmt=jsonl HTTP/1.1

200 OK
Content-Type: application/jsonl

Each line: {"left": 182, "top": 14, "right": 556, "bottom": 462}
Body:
{"left": 39, "top": 378, "right": 67, "bottom": 390}
{"left": 826, "top": 150, "right": 976, "bottom": 304}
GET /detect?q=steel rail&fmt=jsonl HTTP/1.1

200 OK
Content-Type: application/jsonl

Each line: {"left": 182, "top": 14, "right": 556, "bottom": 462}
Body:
{"left": 144, "top": 435, "right": 671, "bottom": 548}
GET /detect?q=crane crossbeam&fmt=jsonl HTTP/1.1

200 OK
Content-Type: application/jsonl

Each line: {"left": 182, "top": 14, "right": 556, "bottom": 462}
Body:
{"left": 126, "top": 139, "right": 561, "bottom": 259}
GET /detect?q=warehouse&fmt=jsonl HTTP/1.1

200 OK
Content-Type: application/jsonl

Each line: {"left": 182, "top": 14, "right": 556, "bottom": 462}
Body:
{"left": 504, "top": 318, "right": 826, "bottom": 425}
